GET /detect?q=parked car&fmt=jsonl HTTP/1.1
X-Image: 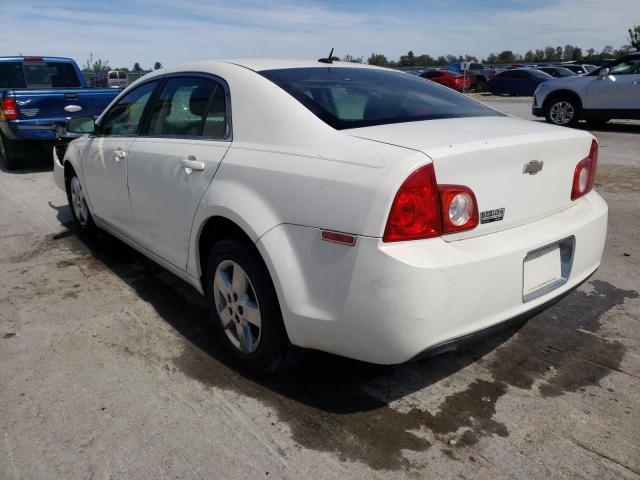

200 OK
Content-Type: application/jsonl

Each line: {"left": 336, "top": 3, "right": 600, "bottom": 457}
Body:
{"left": 445, "top": 62, "right": 493, "bottom": 91}
{"left": 488, "top": 68, "right": 553, "bottom": 96}
{"left": 555, "top": 64, "right": 597, "bottom": 75}
{"left": 54, "top": 60, "right": 607, "bottom": 373}
{"left": 107, "top": 70, "right": 128, "bottom": 88}
{"left": 420, "top": 69, "right": 471, "bottom": 91}
{"left": 536, "top": 66, "right": 577, "bottom": 78}
{"left": 0, "top": 56, "right": 120, "bottom": 169}
{"left": 534, "top": 52, "right": 640, "bottom": 126}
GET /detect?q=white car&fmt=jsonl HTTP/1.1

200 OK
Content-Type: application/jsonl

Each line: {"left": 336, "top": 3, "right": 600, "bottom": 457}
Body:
{"left": 533, "top": 52, "right": 640, "bottom": 126}
{"left": 107, "top": 70, "right": 128, "bottom": 88}
{"left": 54, "top": 59, "right": 607, "bottom": 373}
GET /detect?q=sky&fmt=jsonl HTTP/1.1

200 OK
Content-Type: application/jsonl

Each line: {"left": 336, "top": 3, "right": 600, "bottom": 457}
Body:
{"left": 0, "top": 0, "right": 637, "bottom": 69}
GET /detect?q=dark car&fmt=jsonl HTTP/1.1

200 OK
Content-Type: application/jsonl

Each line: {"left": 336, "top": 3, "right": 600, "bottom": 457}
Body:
{"left": 487, "top": 68, "right": 553, "bottom": 96}
{"left": 536, "top": 66, "right": 577, "bottom": 78}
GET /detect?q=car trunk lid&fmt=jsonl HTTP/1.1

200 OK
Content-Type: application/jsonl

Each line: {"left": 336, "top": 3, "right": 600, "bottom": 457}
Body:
{"left": 345, "top": 116, "right": 594, "bottom": 240}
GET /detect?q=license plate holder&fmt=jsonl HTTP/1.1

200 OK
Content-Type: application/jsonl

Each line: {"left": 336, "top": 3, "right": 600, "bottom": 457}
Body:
{"left": 523, "top": 237, "right": 574, "bottom": 303}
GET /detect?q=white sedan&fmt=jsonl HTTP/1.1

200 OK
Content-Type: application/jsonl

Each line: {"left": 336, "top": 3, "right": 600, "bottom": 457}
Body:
{"left": 54, "top": 59, "right": 607, "bottom": 373}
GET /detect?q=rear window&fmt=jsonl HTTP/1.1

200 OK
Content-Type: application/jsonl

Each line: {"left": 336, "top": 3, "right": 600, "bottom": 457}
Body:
{"left": 108, "top": 72, "right": 118, "bottom": 79}
{"left": 260, "top": 67, "right": 502, "bottom": 130}
{"left": 22, "top": 62, "right": 81, "bottom": 88}
{"left": 0, "top": 62, "right": 26, "bottom": 89}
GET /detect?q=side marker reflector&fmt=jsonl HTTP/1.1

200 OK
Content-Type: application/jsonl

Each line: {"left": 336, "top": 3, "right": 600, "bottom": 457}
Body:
{"left": 321, "top": 230, "right": 357, "bottom": 246}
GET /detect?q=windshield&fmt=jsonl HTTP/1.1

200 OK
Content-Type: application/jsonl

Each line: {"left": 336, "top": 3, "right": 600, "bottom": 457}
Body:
{"left": 260, "top": 67, "right": 502, "bottom": 130}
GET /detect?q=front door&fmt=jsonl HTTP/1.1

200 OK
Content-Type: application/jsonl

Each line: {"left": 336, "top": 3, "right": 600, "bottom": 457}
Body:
{"left": 586, "top": 56, "right": 640, "bottom": 111}
{"left": 126, "top": 75, "right": 231, "bottom": 269}
{"left": 82, "top": 80, "right": 160, "bottom": 233}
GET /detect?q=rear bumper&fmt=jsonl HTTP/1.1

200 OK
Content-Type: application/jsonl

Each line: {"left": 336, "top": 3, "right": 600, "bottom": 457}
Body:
{"left": 258, "top": 192, "right": 608, "bottom": 364}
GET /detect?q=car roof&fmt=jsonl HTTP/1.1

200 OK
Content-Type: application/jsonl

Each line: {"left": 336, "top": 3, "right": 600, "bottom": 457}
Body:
{"left": 222, "top": 58, "right": 382, "bottom": 72}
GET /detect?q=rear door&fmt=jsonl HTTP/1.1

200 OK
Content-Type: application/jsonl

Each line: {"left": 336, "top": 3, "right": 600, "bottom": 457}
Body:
{"left": 125, "top": 74, "right": 231, "bottom": 269}
{"left": 82, "top": 80, "right": 160, "bottom": 234}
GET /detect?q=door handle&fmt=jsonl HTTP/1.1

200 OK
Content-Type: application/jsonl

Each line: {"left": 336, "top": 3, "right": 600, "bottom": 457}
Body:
{"left": 182, "top": 156, "right": 205, "bottom": 173}
{"left": 113, "top": 149, "right": 127, "bottom": 161}
{"left": 633, "top": 80, "right": 640, "bottom": 85}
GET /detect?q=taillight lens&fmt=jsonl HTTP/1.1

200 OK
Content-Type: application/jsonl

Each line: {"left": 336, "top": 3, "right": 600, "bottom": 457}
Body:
{"left": 439, "top": 186, "right": 479, "bottom": 233}
{"left": 571, "top": 139, "right": 598, "bottom": 200}
{"left": 383, "top": 165, "right": 478, "bottom": 242}
{"left": 2, "top": 98, "right": 18, "bottom": 120}
{"left": 383, "top": 164, "right": 441, "bottom": 242}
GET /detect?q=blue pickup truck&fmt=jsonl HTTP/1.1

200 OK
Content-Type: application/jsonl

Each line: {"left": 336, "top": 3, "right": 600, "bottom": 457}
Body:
{"left": 0, "top": 56, "right": 120, "bottom": 170}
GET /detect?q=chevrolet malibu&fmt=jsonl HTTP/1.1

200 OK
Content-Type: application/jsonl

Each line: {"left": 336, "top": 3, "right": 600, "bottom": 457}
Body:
{"left": 53, "top": 60, "right": 607, "bottom": 373}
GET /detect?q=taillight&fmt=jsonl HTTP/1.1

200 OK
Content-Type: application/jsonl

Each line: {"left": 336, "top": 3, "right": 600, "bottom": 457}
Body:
{"left": 383, "top": 164, "right": 478, "bottom": 242}
{"left": 571, "top": 139, "right": 598, "bottom": 200}
{"left": 383, "top": 164, "right": 441, "bottom": 242}
{"left": 439, "top": 186, "right": 479, "bottom": 233}
{"left": 2, "top": 98, "right": 18, "bottom": 120}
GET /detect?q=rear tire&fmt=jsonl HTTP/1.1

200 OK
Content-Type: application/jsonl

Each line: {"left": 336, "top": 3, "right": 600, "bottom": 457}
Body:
{"left": 205, "top": 238, "right": 294, "bottom": 374}
{"left": 545, "top": 95, "right": 580, "bottom": 127}
{"left": 0, "top": 131, "right": 25, "bottom": 170}
{"left": 475, "top": 79, "right": 487, "bottom": 92}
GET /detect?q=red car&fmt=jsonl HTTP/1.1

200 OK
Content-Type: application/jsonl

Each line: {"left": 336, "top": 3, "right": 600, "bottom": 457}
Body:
{"left": 419, "top": 69, "right": 471, "bottom": 91}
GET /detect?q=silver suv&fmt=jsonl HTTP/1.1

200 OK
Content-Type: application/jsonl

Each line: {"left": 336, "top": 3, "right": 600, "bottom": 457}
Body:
{"left": 533, "top": 53, "right": 640, "bottom": 126}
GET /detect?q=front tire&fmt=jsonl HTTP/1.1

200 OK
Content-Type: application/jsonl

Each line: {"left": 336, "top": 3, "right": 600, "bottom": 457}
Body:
{"left": 206, "top": 239, "right": 293, "bottom": 374}
{"left": 0, "top": 131, "right": 24, "bottom": 170}
{"left": 545, "top": 96, "right": 580, "bottom": 127}
{"left": 66, "top": 171, "right": 95, "bottom": 231}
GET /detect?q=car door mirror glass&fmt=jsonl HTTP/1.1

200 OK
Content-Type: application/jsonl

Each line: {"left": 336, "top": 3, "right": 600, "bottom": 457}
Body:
{"left": 68, "top": 115, "right": 95, "bottom": 134}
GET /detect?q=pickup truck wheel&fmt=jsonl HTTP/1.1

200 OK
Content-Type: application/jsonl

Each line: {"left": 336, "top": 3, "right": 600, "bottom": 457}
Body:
{"left": 0, "top": 131, "right": 25, "bottom": 170}
{"left": 475, "top": 79, "right": 487, "bottom": 92}
{"left": 206, "top": 239, "right": 293, "bottom": 374}
{"left": 545, "top": 96, "right": 579, "bottom": 127}
{"left": 66, "top": 173, "right": 95, "bottom": 231}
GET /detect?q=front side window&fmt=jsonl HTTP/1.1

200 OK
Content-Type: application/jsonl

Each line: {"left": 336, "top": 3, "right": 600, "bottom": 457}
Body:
{"left": 261, "top": 67, "right": 502, "bottom": 130}
{"left": 608, "top": 57, "right": 640, "bottom": 75}
{"left": 99, "top": 80, "right": 159, "bottom": 136}
{"left": 147, "top": 77, "right": 222, "bottom": 137}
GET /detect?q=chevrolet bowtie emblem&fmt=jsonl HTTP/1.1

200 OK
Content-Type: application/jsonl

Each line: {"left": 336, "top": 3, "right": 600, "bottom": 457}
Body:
{"left": 523, "top": 160, "right": 544, "bottom": 175}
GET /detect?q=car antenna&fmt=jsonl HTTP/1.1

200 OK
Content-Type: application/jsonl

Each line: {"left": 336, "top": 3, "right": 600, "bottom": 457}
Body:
{"left": 318, "top": 48, "right": 335, "bottom": 64}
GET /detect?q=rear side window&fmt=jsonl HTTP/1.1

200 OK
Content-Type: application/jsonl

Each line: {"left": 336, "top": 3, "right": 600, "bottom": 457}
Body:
{"left": 99, "top": 80, "right": 159, "bottom": 136}
{"left": 261, "top": 67, "right": 501, "bottom": 130}
{"left": 0, "top": 62, "right": 26, "bottom": 89}
{"left": 22, "top": 62, "right": 81, "bottom": 88}
{"left": 118, "top": 72, "right": 128, "bottom": 79}
{"left": 147, "top": 77, "right": 220, "bottom": 137}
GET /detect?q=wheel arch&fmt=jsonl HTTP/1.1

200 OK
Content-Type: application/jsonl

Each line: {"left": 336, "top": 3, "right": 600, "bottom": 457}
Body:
{"left": 542, "top": 89, "right": 584, "bottom": 116}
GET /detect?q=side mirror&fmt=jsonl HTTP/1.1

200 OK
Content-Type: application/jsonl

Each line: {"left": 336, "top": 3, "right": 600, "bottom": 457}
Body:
{"left": 68, "top": 115, "right": 96, "bottom": 134}
{"left": 598, "top": 67, "right": 610, "bottom": 78}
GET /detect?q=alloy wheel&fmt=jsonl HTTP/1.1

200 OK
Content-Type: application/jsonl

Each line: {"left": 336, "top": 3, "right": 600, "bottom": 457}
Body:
{"left": 213, "top": 260, "right": 262, "bottom": 353}
{"left": 70, "top": 176, "right": 89, "bottom": 226}
{"left": 549, "top": 101, "right": 575, "bottom": 125}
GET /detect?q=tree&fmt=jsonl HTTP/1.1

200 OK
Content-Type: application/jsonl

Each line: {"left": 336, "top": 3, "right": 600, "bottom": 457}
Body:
{"left": 629, "top": 25, "right": 640, "bottom": 50}
{"left": 132, "top": 62, "right": 143, "bottom": 73}
{"left": 367, "top": 53, "right": 389, "bottom": 67}
{"left": 572, "top": 47, "right": 583, "bottom": 61}
{"left": 416, "top": 54, "right": 435, "bottom": 66}
{"left": 544, "top": 46, "right": 558, "bottom": 61}
{"left": 82, "top": 53, "right": 110, "bottom": 87}
{"left": 497, "top": 50, "right": 515, "bottom": 63}
{"left": 342, "top": 54, "right": 363, "bottom": 63}
{"left": 533, "top": 49, "right": 545, "bottom": 62}
{"left": 556, "top": 46, "right": 563, "bottom": 59}
{"left": 154, "top": 61, "right": 162, "bottom": 70}
{"left": 524, "top": 50, "right": 534, "bottom": 62}
{"left": 398, "top": 50, "right": 416, "bottom": 66}
{"left": 436, "top": 55, "right": 447, "bottom": 65}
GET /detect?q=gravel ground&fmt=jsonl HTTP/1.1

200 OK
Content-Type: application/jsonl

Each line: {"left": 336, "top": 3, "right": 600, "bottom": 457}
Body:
{"left": 1, "top": 96, "right": 639, "bottom": 479}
